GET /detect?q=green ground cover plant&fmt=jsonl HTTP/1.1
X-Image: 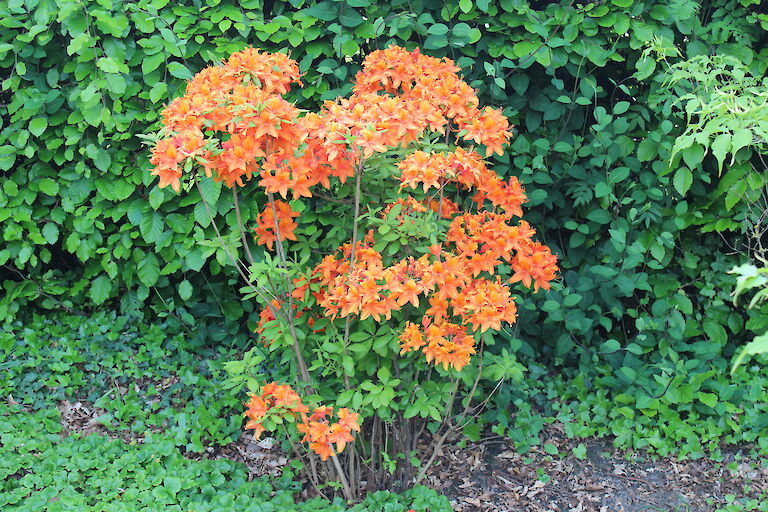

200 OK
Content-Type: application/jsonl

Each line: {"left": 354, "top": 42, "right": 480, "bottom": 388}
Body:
{"left": 1, "top": 311, "right": 243, "bottom": 452}
{"left": 0, "top": 404, "right": 449, "bottom": 511}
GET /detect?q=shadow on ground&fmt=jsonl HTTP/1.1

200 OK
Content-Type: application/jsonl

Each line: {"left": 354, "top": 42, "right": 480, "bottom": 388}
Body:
{"left": 421, "top": 423, "right": 767, "bottom": 511}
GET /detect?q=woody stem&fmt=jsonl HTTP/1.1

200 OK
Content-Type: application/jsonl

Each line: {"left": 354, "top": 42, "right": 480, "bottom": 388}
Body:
{"left": 331, "top": 452, "right": 355, "bottom": 502}
{"left": 438, "top": 126, "right": 450, "bottom": 218}
{"left": 456, "top": 339, "right": 485, "bottom": 424}
{"left": 341, "top": 164, "right": 364, "bottom": 389}
{"left": 233, "top": 187, "right": 256, "bottom": 267}
{"left": 195, "top": 181, "right": 277, "bottom": 309}
{"left": 267, "top": 191, "right": 312, "bottom": 389}
{"left": 414, "top": 378, "right": 459, "bottom": 485}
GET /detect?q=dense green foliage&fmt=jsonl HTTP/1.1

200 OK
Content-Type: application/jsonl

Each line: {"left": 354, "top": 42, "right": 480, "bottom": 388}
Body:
{"left": 2, "top": 0, "right": 768, "bottom": 460}
{"left": 0, "top": 405, "right": 449, "bottom": 511}
{"left": 1, "top": 311, "right": 243, "bottom": 451}
{"left": 0, "top": 313, "right": 451, "bottom": 511}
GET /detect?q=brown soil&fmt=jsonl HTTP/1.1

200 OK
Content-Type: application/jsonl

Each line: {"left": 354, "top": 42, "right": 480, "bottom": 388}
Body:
{"left": 421, "top": 424, "right": 768, "bottom": 512}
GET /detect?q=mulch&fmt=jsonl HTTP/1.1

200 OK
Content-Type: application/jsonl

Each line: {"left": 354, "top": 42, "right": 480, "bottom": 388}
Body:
{"left": 421, "top": 423, "right": 768, "bottom": 512}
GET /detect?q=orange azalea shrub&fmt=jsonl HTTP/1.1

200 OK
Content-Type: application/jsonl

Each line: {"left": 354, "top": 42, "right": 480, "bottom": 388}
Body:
{"left": 146, "top": 45, "right": 558, "bottom": 497}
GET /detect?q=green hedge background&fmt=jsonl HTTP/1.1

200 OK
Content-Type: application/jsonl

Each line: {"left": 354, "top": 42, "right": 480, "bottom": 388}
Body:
{"left": 2, "top": 0, "right": 768, "bottom": 453}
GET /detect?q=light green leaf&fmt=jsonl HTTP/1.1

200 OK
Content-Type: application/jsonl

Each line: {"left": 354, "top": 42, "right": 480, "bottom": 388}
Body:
{"left": 42, "top": 223, "right": 59, "bottom": 244}
{"left": 89, "top": 275, "right": 112, "bottom": 304}
{"left": 97, "top": 57, "right": 121, "bottom": 73}
{"left": 697, "top": 392, "right": 718, "bottom": 408}
{"left": 29, "top": 118, "right": 48, "bottom": 137}
{"left": 179, "top": 280, "right": 193, "bottom": 300}
{"left": 732, "top": 333, "right": 768, "bottom": 373}
{"left": 167, "top": 62, "right": 193, "bottom": 80}
{"left": 38, "top": 178, "right": 59, "bottom": 196}
{"left": 138, "top": 253, "right": 160, "bottom": 287}
{"left": 711, "top": 133, "right": 731, "bottom": 174}
{"left": 730, "top": 128, "right": 753, "bottom": 161}
{"left": 673, "top": 167, "right": 693, "bottom": 195}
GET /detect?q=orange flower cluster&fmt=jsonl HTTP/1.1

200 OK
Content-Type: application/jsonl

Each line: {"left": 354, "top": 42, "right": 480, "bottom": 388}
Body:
{"left": 244, "top": 382, "right": 307, "bottom": 440}
{"left": 306, "top": 197, "right": 557, "bottom": 371}
{"left": 150, "top": 45, "right": 512, "bottom": 199}
{"left": 297, "top": 406, "right": 361, "bottom": 461}
{"left": 244, "top": 382, "right": 360, "bottom": 461}
{"left": 398, "top": 147, "right": 527, "bottom": 218}
{"left": 152, "top": 45, "right": 556, "bottom": 373}
{"left": 353, "top": 47, "right": 512, "bottom": 156}
{"left": 399, "top": 321, "right": 476, "bottom": 371}
{"left": 253, "top": 200, "right": 299, "bottom": 250}
{"left": 150, "top": 49, "right": 304, "bottom": 191}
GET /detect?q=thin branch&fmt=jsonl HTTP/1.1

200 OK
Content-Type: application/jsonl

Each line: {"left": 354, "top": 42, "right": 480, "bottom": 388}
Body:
{"left": 341, "top": 164, "right": 365, "bottom": 389}
{"left": 233, "top": 187, "right": 256, "bottom": 266}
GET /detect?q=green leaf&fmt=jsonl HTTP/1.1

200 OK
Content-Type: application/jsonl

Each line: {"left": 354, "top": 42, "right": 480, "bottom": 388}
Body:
{"left": 424, "top": 34, "right": 448, "bottom": 50}
{"left": 97, "top": 57, "right": 121, "bottom": 73}
{"left": 613, "top": 101, "right": 630, "bottom": 114}
{"left": 149, "top": 186, "right": 165, "bottom": 210}
{"left": 304, "top": 2, "right": 337, "bottom": 21}
{"left": 451, "top": 23, "right": 479, "bottom": 46}
{"left": 509, "top": 74, "right": 529, "bottom": 95}
{"left": 586, "top": 209, "right": 611, "bottom": 224}
{"left": 140, "top": 212, "right": 164, "bottom": 243}
{"left": 198, "top": 178, "right": 221, "bottom": 206}
{"left": 185, "top": 249, "right": 206, "bottom": 272}
{"left": 730, "top": 128, "right": 752, "bottom": 160}
{"left": 634, "top": 56, "right": 656, "bottom": 80}
{"left": 404, "top": 403, "right": 421, "bottom": 419}
{"left": 288, "top": 29, "right": 303, "bottom": 47}
{"left": 194, "top": 202, "right": 212, "bottom": 227}
{"left": 711, "top": 133, "right": 731, "bottom": 174}
{"left": 138, "top": 253, "right": 161, "bottom": 287}
{"left": 105, "top": 73, "right": 126, "bottom": 94}
{"left": 89, "top": 275, "right": 112, "bottom": 304}
{"left": 38, "top": 178, "right": 59, "bottom": 196}
{"left": 42, "top": 223, "right": 59, "bottom": 244}
{"left": 167, "top": 62, "right": 193, "bottom": 80}
{"left": 637, "top": 139, "right": 657, "bottom": 161}
{"left": 673, "top": 167, "right": 693, "bottom": 195}
{"left": 340, "top": 9, "right": 364, "bottom": 27}
{"left": 697, "top": 392, "right": 718, "bottom": 408}
{"left": 427, "top": 23, "right": 449, "bottom": 36}
{"left": 179, "top": 280, "right": 193, "bottom": 301}
{"left": 619, "top": 366, "right": 636, "bottom": 382}
{"left": 87, "top": 145, "right": 112, "bottom": 172}
{"left": 164, "top": 476, "right": 181, "bottom": 495}
{"left": 681, "top": 143, "right": 704, "bottom": 169}
{"left": 29, "top": 118, "right": 48, "bottom": 137}
{"left": 732, "top": 332, "right": 768, "bottom": 373}
{"left": 142, "top": 53, "right": 165, "bottom": 75}
{"left": 513, "top": 41, "right": 539, "bottom": 58}
{"left": 543, "top": 443, "right": 558, "bottom": 455}
{"left": 149, "top": 82, "right": 168, "bottom": 104}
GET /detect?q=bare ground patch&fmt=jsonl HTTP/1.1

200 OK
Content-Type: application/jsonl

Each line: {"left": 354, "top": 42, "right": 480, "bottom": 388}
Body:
{"left": 421, "top": 424, "right": 768, "bottom": 511}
